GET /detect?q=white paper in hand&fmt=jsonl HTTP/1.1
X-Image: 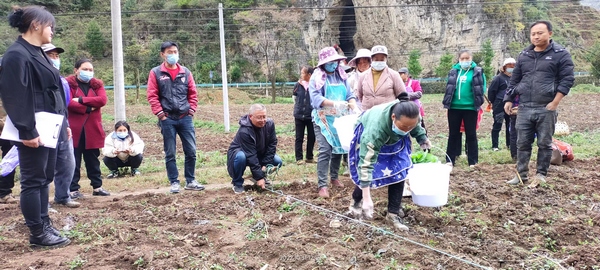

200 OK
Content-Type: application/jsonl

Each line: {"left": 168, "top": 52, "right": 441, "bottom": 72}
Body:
{"left": 0, "top": 112, "right": 64, "bottom": 148}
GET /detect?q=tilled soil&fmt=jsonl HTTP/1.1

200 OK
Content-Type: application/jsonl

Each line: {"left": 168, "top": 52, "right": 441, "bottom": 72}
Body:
{"left": 1, "top": 91, "right": 599, "bottom": 269}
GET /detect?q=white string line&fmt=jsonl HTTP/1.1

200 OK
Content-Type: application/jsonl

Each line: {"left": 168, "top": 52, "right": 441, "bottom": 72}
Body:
{"left": 263, "top": 185, "right": 492, "bottom": 270}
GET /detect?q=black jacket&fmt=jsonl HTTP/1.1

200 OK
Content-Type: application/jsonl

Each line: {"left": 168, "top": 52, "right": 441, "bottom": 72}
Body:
{"left": 488, "top": 72, "right": 510, "bottom": 104}
{"left": 0, "top": 36, "right": 68, "bottom": 141}
{"left": 503, "top": 40, "right": 574, "bottom": 108}
{"left": 292, "top": 82, "right": 312, "bottom": 120}
{"left": 227, "top": 115, "right": 278, "bottom": 180}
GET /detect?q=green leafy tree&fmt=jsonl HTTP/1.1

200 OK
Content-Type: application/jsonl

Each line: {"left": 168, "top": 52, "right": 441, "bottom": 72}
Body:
{"left": 435, "top": 52, "right": 454, "bottom": 78}
{"left": 481, "top": 39, "right": 495, "bottom": 84}
{"left": 84, "top": 21, "right": 105, "bottom": 59}
{"left": 586, "top": 43, "right": 600, "bottom": 80}
{"left": 407, "top": 50, "right": 423, "bottom": 78}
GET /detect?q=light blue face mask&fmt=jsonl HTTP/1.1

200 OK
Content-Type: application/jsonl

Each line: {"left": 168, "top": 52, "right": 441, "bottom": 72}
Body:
{"left": 323, "top": 62, "right": 338, "bottom": 73}
{"left": 116, "top": 132, "right": 128, "bottom": 139}
{"left": 166, "top": 53, "right": 179, "bottom": 65}
{"left": 51, "top": 59, "right": 60, "bottom": 70}
{"left": 79, "top": 70, "right": 94, "bottom": 83}
{"left": 506, "top": 68, "right": 514, "bottom": 73}
{"left": 460, "top": 61, "right": 472, "bottom": 69}
{"left": 392, "top": 123, "right": 409, "bottom": 136}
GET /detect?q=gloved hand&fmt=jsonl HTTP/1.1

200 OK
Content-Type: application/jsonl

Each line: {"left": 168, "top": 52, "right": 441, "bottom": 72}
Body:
{"left": 332, "top": 101, "right": 349, "bottom": 115}
{"left": 361, "top": 187, "right": 374, "bottom": 219}
{"left": 420, "top": 139, "right": 432, "bottom": 151}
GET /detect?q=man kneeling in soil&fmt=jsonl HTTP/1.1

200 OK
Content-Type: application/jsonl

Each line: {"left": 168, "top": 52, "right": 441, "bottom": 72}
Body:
{"left": 227, "top": 104, "right": 282, "bottom": 194}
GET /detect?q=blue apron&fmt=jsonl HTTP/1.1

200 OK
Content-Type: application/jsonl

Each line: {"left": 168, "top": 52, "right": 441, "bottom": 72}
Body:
{"left": 312, "top": 79, "right": 350, "bottom": 154}
{"left": 349, "top": 123, "right": 413, "bottom": 189}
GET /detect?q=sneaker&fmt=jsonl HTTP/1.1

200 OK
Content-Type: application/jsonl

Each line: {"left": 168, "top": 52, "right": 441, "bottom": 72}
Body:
{"left": 92, "top": 187, "right": 111, "bottom": 196}
{"left": 528, "top": 174, "right": 546, "bottom": 188}
{"left": 185, "top": 180, "right": 205, "bottom": 191}
{"left": 296, "top": 160, "right": 305, "bottom": 165}
{"left": 331, "top": 179, "right": 344, "bottom": 188}
{"left": 506, "top": 175, "right": 527, "bottom": 185}
{"left": 170, "top": 182, "right": 180, "bottom": 193}
{"left": 70, "top": 191, "right": 84, "bottom": 200}
{"left": 318, "top": 187, "right": 330, "bottom": 198}
{"left": 347, "top": 200, "right": 362, "bottom": 217}
{"left": 0, "top": 194, "right": 17, "bottom": 204}
{"left": 493, "top": 148, "right": 499, "bottom": 151}
{"left": 106, "top": 170, "right": 120, "bottom": 179}
{"left": 131, "top": 168, "right": 141, "bottom": 176}
{"left": 385, "top": 213, "right": 409, "bottom": 231}
{"left": 54, "top": 199, "right": 80, "bottom": 208}
{"left": 232, "top": 185, "right": 245, "bottom": 194}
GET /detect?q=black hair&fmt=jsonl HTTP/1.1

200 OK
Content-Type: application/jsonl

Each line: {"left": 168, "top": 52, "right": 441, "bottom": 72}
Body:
{"left": 391, "top": 92, "right": 420, "bottom": 119}
{"left": 530, "top": 20, "right": 553, "bottom": 32}
{"left": 457, "top": 49, "right": 472, "bottom": 59}
{"left": 114, "top": 120, "right": 134, "bottom": 144}
{"left": 74, "top": 58, "right": 92, "bottom": 69}
{"left": 8, "top": 6, "right": 55, "bottom": 34}
{"left": 303, "top": 65, "right": 314, "bottom": 75}
{"left": 160, "top": 41, "right": 178, "bottom": 52}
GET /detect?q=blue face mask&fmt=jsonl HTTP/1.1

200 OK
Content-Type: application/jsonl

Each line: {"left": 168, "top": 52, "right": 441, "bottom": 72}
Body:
{"left": 506, "top": 68, "right": 514, "bottom": 73}
{"left": 79, "top": 70, "right": 94, "bottom": 83}
{"left": 460, "top": 61, "right": 472, "bottom": 69}
{"left": 51, "top": 59, "right": 60, "bottom": 70}
{"left": 392, "top": 123, "right": 409, "bottom": 136}
{"left": 166, "top": 54, "right": 179, "bottom": 65}
{"left": 323, "top": 62, "right": 338, "bottom": 73}
{"left": 116, "top": 132, "right": 128, "bottom": 139}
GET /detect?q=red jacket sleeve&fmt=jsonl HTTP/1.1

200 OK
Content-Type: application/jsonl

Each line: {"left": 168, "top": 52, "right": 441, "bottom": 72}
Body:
{"left": 80, "top": 79, "right": 107, "bottom": 108}
{"left": 187, "top": 72, "right": 198, "bottom": 112}
{"left": 146, "top": 70, "right": 163, "bottom": 115}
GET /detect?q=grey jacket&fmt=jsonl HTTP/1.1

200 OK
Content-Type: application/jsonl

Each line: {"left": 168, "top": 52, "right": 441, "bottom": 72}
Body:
{"left": 503, "top": 40, "right": 574, "bottom": 108}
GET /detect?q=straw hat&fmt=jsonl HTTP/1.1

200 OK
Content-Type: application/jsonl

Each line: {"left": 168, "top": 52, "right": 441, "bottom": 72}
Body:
{"left": 347, "top": 48, "right": 372, "bottom": 67}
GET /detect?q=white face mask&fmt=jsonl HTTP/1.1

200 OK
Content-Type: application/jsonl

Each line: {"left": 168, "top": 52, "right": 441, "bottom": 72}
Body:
{"left": 371, "top": 61, "right": 387, "bottom": 71}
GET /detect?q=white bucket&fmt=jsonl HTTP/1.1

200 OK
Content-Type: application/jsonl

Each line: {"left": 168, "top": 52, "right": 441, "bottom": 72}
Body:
{"left": 408, "top": 163, "right": 452, "bottom": 207}
{"left": 332, "top": 114, "right": 359, "bottom": 151}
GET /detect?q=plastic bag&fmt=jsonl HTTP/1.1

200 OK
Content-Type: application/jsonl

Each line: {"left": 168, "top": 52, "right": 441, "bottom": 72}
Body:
{"left": 0, "top": 145, "right": 19, "bottom": 177}
{"left": 333, "top": 113, "right": 360, "bottom": 151}
{"left": 552, "top": 138, "right": 574, "bottom": 162}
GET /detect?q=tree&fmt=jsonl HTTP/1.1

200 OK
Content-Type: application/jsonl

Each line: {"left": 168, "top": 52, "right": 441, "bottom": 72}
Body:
{"left": 435, "top": 52, "right": 454, "bottom": 78}
{"left": 481, "top": 39, "right": 495, "bottom": 84}
{"left": 407, "top": 50, "right": 423, "bottom": 78}
{"left": 124, "top": 44, "right": 151, "bottom": 103}
{"left": 84, "top": 21, "right": 105, "bottom": 59}
{"left": 586, "top": 43, "right": 600, "bottom": 80}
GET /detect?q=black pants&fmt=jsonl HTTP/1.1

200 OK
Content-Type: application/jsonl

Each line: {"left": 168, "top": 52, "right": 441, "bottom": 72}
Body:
{"left": 294, "top": 118, "right": 315, "bottom": 161}
{"left": 71, "top": 131, "right": 102, "bottom": 191}
{"left": 509, "top": 115, "right": 518, "bottom": 160}
{"left": 0, "top": 139, "right": 16, "bottom": 198}
{"left": 352, "top": 181, "right": 405, "bottom": 215}
{"left": 446, "top": 109, "right": 478, "bottom": 165}
{"left": 491, "top": 101, "right": 511, "bottom": 149}
{"left": 17, "top": 144, "right": 57, "bottom": 227}
{"left": 103, "top": 155, "right": 144, "bottom": 171}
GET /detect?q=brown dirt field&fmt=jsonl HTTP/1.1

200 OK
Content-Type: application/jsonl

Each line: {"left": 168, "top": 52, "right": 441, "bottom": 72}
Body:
{"left": 1, "top": 90, "right": 599, "bottom": 269}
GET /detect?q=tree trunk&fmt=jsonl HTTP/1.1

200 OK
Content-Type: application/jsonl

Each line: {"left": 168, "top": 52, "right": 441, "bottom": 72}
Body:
{"left": 270, "top": 75, "right": 276, "bottom": 104}
{"left": 135, "top": 67, "right": 140, "bottom": 103}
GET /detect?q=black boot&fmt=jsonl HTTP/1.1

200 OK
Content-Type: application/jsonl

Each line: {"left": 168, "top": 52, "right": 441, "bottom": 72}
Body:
{"left": 42, "top": 216, "right": 61, "bottom": 236}
{"left": 29, "top": 224, "right": 70, "bottom": 248}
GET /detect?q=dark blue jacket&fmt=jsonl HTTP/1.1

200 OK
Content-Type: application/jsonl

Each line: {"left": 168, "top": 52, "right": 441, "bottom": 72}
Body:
{"left": 227, "top": 115, "right": 277, "bottom": 181}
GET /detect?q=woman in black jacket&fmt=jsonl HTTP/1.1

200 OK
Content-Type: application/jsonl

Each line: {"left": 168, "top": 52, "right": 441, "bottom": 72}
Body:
{"left": 0, "top": 6, "right": 70, "bottom": 248}
{"left": 293, "top": 66, "right": 316, "bottom": 165}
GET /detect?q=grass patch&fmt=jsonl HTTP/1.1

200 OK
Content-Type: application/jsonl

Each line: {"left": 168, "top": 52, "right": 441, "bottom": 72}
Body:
{"left": 253, "top": 97, "right": 294, "bottom": 104}
{"left": 571, "top": 83, "right": 600, "bottom": 93}
{"left": 194, "top": 119, "right": 226, "bottom": 132}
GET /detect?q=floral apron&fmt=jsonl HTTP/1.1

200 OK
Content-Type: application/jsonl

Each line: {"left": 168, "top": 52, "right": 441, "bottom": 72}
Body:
{"left": 349, "top": 123, "right": 413, "bottom": 189}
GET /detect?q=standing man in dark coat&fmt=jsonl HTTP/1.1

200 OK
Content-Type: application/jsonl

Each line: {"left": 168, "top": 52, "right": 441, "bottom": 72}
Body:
{"left": 227, "top": 104, "right": 282, "bottom": 194}
{"left": 504, "top": 21, "right": 575, "bottom": 187}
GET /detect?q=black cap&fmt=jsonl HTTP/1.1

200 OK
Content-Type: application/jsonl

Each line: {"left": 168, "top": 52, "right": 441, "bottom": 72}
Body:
{"left": 160, "top": 41, "right": 178, "bottom": 52}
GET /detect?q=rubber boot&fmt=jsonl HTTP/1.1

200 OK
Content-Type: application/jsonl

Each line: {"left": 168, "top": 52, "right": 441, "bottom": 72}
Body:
{"left": 42, "top": 216, "right": 61, "bottom": 236}
{"left": 29, "top": 224, "right": 70, "bottom": 248}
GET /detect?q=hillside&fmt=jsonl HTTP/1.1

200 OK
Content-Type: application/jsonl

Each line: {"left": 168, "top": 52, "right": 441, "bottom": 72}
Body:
{"left": 0, "top": 0, "right": 599, "bottom": 86}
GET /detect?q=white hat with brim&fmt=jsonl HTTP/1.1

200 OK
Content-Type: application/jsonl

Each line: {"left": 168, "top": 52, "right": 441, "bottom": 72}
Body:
{"left": 41, "top": 43, "right": 64, "bottom": 54}
{"left": 503, "top": 58, "right": 516, "bottom": 66}
{"left": 317, "top": 47, "right": 347, "bottom": 67}
{"left": 348, "top": 48, "right": 372, "bottom": 67}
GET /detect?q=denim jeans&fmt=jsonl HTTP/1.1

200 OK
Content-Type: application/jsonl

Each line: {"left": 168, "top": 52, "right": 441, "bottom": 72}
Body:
{"left": 54, "top": 139, "right": 75, "bottom": 203}
{"left": 491, "top": 100, "right": 511, "bottom": 149}
{"left": 314, "top": 123, "right": 342, "bottom": 188}
{"left": 516, "top": 107, "right": 556, "bottom": 179}
{"left": 230, "top": 151, "right": 282, "bottom": 187}
{"left": 17, "top": 144, "right": 57, "bottom": 227}
{"left": 160, "top": 115, "right": 196, "bottom": 184}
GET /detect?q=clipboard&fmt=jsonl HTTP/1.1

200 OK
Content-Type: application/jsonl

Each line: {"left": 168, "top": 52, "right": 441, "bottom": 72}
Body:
{"left": 0, "top": 112, "right": 64, "bottom": 149}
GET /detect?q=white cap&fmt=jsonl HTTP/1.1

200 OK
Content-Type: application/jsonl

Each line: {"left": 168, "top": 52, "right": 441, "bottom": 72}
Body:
{"left": 503, "top": 58, "right": 516, "bottom": 66}
{"left": 347, "top": 49, "right": 372, "bottom": 67}
{"left": 371, "top": 45, "right": 388, "bottom": 56}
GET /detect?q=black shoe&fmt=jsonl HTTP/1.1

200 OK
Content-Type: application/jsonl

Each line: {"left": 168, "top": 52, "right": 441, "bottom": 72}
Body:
{"left": 42, "top": 216, "right": 61, "bottom": 236}
{"left": 232, "top": 185, "right": 245, "bottom": 194}
{"left": 70, "top": 191, "right": 84, "bottom": 200}
{"left": 92, "top": 188, "right": 111, "bottom": 196}
{"left": 29, "top": 224, "right": 70, "bottom": 248}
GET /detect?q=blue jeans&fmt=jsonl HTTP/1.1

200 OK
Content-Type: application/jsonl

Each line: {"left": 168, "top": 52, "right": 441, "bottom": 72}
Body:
{"left": 54, "top": 139, "right": 75, "bottom": 203}
{"left": 160, "top": 116, "right": 196, "bottom": 184}
{"left": 314, "top": 123, "right": 342, "bottom": 188}
{"left": 230, "top": 151, "right": 282, "bottom": 187}
{"left": 516, "top": 107, "right": 556, "bottom": 179}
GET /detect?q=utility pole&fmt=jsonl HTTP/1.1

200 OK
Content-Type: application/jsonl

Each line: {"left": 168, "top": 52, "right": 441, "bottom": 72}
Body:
{"left": 219, "top": 3, "right": 230, "bottom": 132}
{"left": 111, "top": 0, "right": 126, "bottom": 121}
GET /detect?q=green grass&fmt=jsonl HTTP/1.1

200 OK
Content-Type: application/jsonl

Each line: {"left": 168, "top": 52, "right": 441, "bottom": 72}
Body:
{"left": 571, "top": 83, "right": 600, "bottom": 93}
{"left": 194, "top": 119, "right": 226, "bottom": 132}
{"left": 253, "top": 97, "right": 294, "bottom": 104}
